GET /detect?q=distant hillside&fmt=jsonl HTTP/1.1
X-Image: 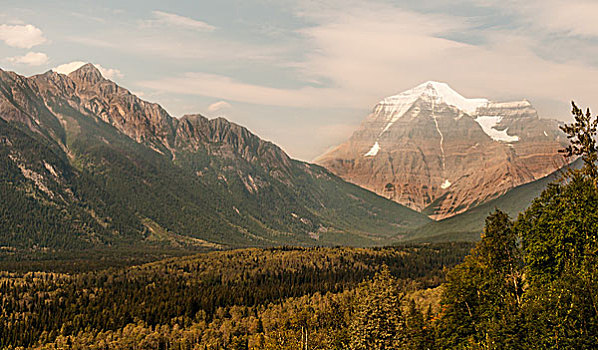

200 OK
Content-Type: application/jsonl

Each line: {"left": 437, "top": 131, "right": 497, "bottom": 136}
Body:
{"left": 403, "top": 158, "right": 581, "bottom": 242}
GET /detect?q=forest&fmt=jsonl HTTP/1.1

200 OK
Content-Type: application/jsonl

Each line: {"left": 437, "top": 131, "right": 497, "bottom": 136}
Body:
{"left": 0, "top": 103, "right": 597, "bottom": 349}
{"left": 0, "top": 243, "right": 471, "bottom": 349}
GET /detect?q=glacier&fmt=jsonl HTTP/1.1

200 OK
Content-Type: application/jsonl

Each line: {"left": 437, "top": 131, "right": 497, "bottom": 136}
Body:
{"left": 475, "top": 116, "right": 520, "bottom": 143}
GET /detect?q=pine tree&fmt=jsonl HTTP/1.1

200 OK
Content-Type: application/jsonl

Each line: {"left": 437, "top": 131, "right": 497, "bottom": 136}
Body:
{"left": 349, "top": 265, "right": 406, "bottom": 350}
{"left": 517, "top": 173, "right": 598, "bottom": 348}
{"left": 559, "top": 101, "right": 598, "bottom": 181}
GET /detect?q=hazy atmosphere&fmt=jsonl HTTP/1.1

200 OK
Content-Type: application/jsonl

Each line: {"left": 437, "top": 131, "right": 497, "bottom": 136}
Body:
{"left": 1, "top": 0, "right": 597, "bottom": 160}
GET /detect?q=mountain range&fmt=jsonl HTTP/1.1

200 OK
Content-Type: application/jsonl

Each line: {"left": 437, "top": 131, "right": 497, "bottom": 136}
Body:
{"left": 0, "top": 64, "right": 429, "bottom": 252}
{"left": 315, "top": 81, "right": 570, "bottom": 220}
{"left": 0, "top": 66, "right": 572, "bottom": 253}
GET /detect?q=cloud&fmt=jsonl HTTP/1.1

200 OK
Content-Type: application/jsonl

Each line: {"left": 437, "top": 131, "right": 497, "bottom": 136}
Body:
{"left": 67, "top": 32, "right": 286, "bottom": 63}
{"left": 6, "top": 51, "right": 48, "bottom": 66}
{"left": 0, "top": 24, "right": 47, "bottom": 48}
{"left": 471, "top": 0, "right": 598, "bottom": 38}
{"left": 52, "top": 61, "right": 124, "bottom": 80}
{"left": 139, "top": 1, "right": 598, "bottom": 120}
{"left": 53, "top": 61, "right": 86, "bottom": 75}
{"left": 95, "top": 65, "right": 124, "bottom": 80}
{"left": 207, "top": 101, "right": 233, "bottom": 113}
{"left": 537, "top": 1, "right": 598, "bottom": 37}
{"left": 147, "top": 10, "right": 215, "bottom": 31}
{"left": 138, "top": 72, "right": 357, "bottom": 108}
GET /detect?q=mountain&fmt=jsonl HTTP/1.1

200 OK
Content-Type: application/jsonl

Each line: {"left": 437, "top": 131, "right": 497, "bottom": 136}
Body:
{"left": 315, "top": 81, "right": 569, "bottom": 220}
{"left": 0, "top": 64, "right": 430, "bottom": 253}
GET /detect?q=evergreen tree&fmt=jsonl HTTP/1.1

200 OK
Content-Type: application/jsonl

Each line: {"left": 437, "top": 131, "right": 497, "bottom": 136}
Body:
{"left": 437, "top": 210, "right": 523, "bottom": 349}
{"left": 403, "top": 299, "right": 434, "bottom": 349}
{"left": 349, "top": 265, "right": 406, "bottom": 350}
{"left": 559, "top": 102, "right": 598, "bottom": 180}
{"left": 517, "top": 102, "right": 598, "bottom": 348}
{"left": 517, "top": 174, "right": 598, "bottom": 348}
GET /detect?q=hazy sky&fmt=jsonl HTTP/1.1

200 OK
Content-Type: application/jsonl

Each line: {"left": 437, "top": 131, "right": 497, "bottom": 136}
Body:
{"left": 2, "top": 0, "right": 598, "bottom": 160}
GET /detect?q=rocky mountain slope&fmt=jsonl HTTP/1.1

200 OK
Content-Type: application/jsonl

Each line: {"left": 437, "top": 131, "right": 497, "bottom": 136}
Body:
{"left": 0, "top": 64, "right": 429, "bottom": 252}
{"left": 316, "top": 81, "right": 569, "bottom": 220}
{"left": 403, "top": 158, "right": 581, "bottom": 242}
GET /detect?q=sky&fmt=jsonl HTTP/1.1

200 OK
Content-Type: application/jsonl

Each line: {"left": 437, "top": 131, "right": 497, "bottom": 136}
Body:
{"left": 1, "top": 0, "right": 598, "bottom": 161}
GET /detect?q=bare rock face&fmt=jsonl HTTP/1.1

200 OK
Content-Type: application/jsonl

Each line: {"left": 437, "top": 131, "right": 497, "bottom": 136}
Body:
{"left": 1, "top": 63, "right": 303, "bottom": 191}
{"left": 315, "top": 81, "right": 569, "bottom": 220}
{"left": 15, "top": 64, "right": 287, "bottom": 170}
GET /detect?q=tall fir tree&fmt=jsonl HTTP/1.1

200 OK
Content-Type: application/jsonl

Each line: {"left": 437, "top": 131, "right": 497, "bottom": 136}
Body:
{"left": 349, "top": 265, "right": 406, "bottom": 350}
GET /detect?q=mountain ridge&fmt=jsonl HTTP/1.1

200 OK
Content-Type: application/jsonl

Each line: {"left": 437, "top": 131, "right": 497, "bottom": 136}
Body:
{"left": 0, "top": 63, "right": 430, "bottom": 252}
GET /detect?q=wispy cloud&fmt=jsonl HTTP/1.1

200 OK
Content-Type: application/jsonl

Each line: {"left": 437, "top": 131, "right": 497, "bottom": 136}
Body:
{"left": 0, "top": 24, "right": 46, "bottom": 48}
{"left": 6, "top": 51, "right": 48, "bottom": 66}
{"left": 146, "top": 10, "right": 216, "bottom": 31}
{"left": 137, "top": 0, "right": 598, "bottom": 119}
{"left": 138, "top": 71, "right": 357, "bottom": 108}
{"left": 67, "top": 33, "right": 287, "bottom": 63}
{"left": 471, "top": 0, "right": 598, "bottom": 38}
{"left": 207, "top": 101, "right": 233, "bottom": 113}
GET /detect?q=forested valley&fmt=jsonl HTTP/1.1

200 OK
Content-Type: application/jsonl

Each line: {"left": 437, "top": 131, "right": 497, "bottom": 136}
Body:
{"left": 1, "top": 105, "right": 597, "bottom": 349}
{"left": 0, "top": 243, "right": 471, "bottom": 349}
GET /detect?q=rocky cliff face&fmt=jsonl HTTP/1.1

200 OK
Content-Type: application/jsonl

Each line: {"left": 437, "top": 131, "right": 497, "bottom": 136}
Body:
{"left": 6, "top": 64, "right": 291, "bottom": 175}
{"left": 315, "top": 81, "right": 569, "bottom": 220}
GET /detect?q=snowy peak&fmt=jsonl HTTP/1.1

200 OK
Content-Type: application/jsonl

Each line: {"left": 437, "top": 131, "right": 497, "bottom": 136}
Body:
{"left": 373, "top": 82, "right": 540, "bottom": 143}
{"left": 376, "top": 81, "right": 488, "bottom": 135}
{"left": 317, "top": 81, "right": 569, "bottom": 220}
{"left": 379, "top": 81, "right": 488, "bottom": 115}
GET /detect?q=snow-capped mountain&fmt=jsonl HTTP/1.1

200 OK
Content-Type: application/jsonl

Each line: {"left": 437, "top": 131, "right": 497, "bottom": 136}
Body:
{"left": 315, "top": 81, "right": 569, "bottom": 220}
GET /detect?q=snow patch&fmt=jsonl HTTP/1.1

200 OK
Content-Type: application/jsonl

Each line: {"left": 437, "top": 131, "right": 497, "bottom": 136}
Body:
{"left": 431, "top": 100, "right": 446, "bottom": 172}
{"left": 475, "top": 116, "right": 519, "bottom": 143}
{"left": 441, "top": 179, "right": 451, "bottom": 189}
{"left": 364, "top": 141, "right": 380, "bottom": 157}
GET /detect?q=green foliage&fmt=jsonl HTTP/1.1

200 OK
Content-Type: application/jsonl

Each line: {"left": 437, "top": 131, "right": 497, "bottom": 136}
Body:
{"left": 560, "top": 102, "right": 598, "bottom": 179}
{"left": 435, "top": 102, "right": 598, "bottom": 349}
{"left": 517, "top": 174, "right": 598, "bottom": 349}
{"left": 437, "top": 211, "right": 524, "bottom": 349}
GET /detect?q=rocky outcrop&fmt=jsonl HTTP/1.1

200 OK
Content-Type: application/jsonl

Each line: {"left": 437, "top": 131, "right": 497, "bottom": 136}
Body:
{"left": 316, "top": 81, "right": 569, "bottom": 220}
